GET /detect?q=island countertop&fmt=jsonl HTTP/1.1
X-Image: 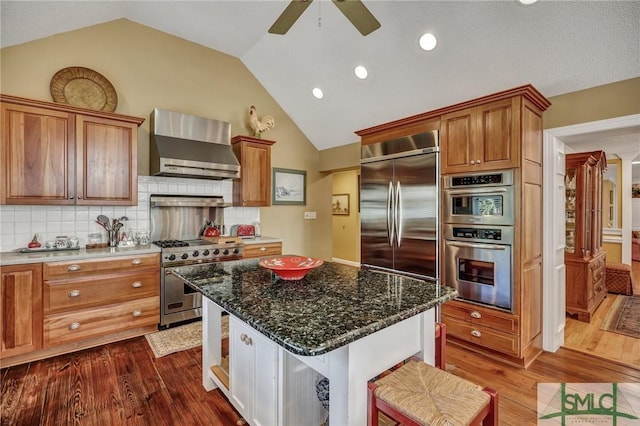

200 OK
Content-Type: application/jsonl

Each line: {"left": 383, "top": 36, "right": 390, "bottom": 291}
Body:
{"left": 171, "top": 259, "right": 457, "bottom": 356}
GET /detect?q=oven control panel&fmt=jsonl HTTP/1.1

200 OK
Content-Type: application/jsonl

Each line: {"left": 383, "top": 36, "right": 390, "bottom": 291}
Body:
{"left": 452, "top": 227, "right": 502, "bottom": 241}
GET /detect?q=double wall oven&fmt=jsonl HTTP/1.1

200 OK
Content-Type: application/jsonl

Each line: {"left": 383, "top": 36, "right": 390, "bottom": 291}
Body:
{"left": 443, "top": 170, "right": 515, "bottom": 312}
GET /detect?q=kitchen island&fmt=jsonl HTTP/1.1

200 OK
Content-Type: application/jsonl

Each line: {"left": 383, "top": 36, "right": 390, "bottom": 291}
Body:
{"left": 172, "top": 259, "right": 457, "bottom": 426}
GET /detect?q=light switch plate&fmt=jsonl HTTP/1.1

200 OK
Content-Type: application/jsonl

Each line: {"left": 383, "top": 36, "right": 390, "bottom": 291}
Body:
{"left": 304, "top": 211, "right": 317, "bottom": 219}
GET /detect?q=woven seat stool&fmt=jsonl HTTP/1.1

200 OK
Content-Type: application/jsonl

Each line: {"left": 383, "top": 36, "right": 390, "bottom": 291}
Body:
{"left": 368, "top": 360, "right": 498, "bottom": 426}
{"left": 605, "top": 262, "right": 634, "bottom": 295}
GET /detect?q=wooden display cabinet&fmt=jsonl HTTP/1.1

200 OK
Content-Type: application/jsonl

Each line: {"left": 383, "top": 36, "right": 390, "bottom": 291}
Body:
{"left": 231, "top": 135, "right": 275, "bottom": 207}
{"left": 565, "top": 150, "right": 607, "bottom": 322}
{"left": 1, "top": 94, "right": 144, "bottom": 205}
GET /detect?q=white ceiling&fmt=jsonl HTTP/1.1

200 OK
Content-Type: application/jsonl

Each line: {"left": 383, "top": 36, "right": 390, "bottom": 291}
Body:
{"left": 1, "top": 1, "right": 639, "bottom": 152}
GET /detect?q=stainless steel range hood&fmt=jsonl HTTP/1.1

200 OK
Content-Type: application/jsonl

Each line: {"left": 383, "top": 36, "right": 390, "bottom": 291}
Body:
{"left": 150, "top": 108, "right": 240, "bottom": 180}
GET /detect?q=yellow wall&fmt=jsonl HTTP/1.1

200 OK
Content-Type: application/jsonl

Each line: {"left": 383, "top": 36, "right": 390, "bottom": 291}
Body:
{"left": 603, "top": 242, "right": 622, "bottom": 263}
{"left": 0, "top": 18, "right": 332, "bottom": 260}
{"left": 331, "top": 170, "right": 360, "bottom": 262}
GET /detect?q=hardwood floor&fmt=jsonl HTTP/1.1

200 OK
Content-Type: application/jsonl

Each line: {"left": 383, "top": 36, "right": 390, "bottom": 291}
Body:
{"left": 3, "top": 335, "right": 640, "bottom": 426}
{"left": 563, "top": 260, "right": 640, "bottom": 367}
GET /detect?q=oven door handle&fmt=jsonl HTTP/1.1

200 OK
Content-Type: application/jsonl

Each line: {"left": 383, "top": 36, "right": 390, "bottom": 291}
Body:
{"left": 445, "top": 187, "right": 508, "bottom": 195}
{"left": 446, "top": 241, "right": 507, "bottom": 250}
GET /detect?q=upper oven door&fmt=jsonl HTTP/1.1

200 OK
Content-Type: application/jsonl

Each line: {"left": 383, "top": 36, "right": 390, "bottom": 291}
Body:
{"left": 443, "top": 186, "right": 514, "bottom": 225}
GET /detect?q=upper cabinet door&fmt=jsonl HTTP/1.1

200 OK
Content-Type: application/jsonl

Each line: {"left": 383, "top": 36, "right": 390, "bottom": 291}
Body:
{"left": 76, "top": 115, "right": 138, "bottom": 205}
{"left": 232, "top": 136, "right": 275, "bottom": 207}
{"left": 441, "top": 98, "right": 518, "bottom": 174}
{"left": 1, "top": 103, "right": 75, "bottom": 204}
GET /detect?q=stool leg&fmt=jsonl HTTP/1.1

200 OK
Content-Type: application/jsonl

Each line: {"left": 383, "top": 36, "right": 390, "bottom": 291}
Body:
{"left": 367, "top": 382, "right": 379, "bottom": 426}
{"left": 482, "top": 387, "right": 499, "bottom": 426}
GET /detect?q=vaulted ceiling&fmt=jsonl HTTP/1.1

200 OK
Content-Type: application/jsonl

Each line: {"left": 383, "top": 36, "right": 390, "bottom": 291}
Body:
{"left": 2, "top": 1, "right": 639, "bottom": 151}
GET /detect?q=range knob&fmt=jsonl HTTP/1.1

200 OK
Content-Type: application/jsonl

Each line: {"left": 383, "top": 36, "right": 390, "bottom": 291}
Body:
{"left": 192, "top": 250, "right": 199, "bottom": 257}
{"left": 167, "top": 254, "right": 176, "bottom": 261}
{"left": 233, "top": 248, "right": 240, "bottom": 254}
{"left": 223, "top": 249, "right": 230, "bottom": 255}
{"left": 181, "top": 253, "right": 189, "bottom": 260}
{"left": 202, "top": 250, "right": 210, "bottom": 256}
{"left": 214, "top": 249, "right": 220, "bottom": 255}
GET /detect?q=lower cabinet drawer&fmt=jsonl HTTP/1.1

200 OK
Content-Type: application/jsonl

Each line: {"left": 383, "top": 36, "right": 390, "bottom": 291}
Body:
{"left": 43, "top": 296, "right": 159, "bottom": 347}
{"left": 243, "top": 243, "right": 282, "bottom": 259}
{"left": 441, "top": 301, "right": 518, "bottom": 334}
{"left": 44, "top": 272, "right": 160, "bottom": 314}
{"left": 443, "top": 315, "right": 520, "bottom": 357}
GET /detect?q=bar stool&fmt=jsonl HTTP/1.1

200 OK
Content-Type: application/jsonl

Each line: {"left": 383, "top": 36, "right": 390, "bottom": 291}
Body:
{"left": 367, "top": 323, "right": 498, "bottom": 426}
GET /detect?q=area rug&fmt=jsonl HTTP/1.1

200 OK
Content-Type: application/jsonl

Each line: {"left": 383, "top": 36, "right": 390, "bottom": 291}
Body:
{"left": 600, "top": 296, "right": 640, "bottom": 338}
{"left": 145, "top": 315, "right": 229, "bottom": 358}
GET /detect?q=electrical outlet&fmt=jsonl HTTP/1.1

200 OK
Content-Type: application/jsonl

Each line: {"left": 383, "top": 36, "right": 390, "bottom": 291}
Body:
{"left": 304, "top": 211, "right": 317, "bottom": 219}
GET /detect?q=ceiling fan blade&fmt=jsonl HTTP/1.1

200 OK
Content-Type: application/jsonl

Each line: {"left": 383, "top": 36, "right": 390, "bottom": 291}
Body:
{"left": 268, "top": 0, "right": 314, "bottom": 35}
{"left": 332, "top": 0, "right": 381, "bottom": 36}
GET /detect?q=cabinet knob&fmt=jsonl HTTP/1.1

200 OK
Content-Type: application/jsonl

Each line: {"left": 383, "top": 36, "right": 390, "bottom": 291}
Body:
{"left": 131, "top": 258, "right": 142, "bottom": 265}
{"left": 470, "top": 311, "right": 482, "bottom": 319}
{"left": 260, "top": 247, "right": 267, "bottom": 252}
{"left": 470, "top": 160, "right": 476, "bottom": 165}
{"left": 69, "top": 322, "right": 81, "bottom": 330}
{"left": 132, "top": 281, "right": 143, "bottom": 288}
{"left": 67, "top": 264, "right": 81, "bottom": 272}
{"left": 476, "top": 159, "right": 481, "bottom": 164}
{"left": 68, "top": 289, "right": 81, "bottom": 298}
{"left": 69, "top": 196, "right": 75, "bottom": 200}
{"left": 240, "top": 333, "right": 253, "bottom": 345}
{"left": 132, "top": 310, "right": 142, "bottom": 317}
{"left": 470, "top": 329, "right": 482, "bottom": 338}
{"left": 77, "top": 195, "right": 83, "bottom": 200}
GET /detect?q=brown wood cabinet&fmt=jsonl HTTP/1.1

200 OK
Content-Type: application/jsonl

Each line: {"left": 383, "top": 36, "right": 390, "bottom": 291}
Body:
{"left": 357, "top": 85, "right": 551, "bottom": 368}
{"left": 42, "top": 254, "right": 160, "bottom": 347}
{"left": 565, "top": 151, "right": 607, "bottom": 322}
{"left": 243, "top": 242, "right": 282, "bottom": 259}
{"left": 231, "top": 136, "right": 275, "bottom": 207}
{"left": 441, "top": 98, "right": 518, "bottom": 174}
{"left": 1, "top": 94, "right": 144, "bottom": 205}
{"left": 1, "top": 263, "right": 43, "bottom": 359}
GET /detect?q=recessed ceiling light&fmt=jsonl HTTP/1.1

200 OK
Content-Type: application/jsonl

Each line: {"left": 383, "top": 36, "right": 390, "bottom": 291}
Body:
{"left": 419, "top": 33, "right": 437, "bottom": 51}
{"left": 517, "top": 0, "right": 538, "bottom": 4}
{"left": 354, "top": 65, "right": 368, "bottom": 80}
{"left": 312, "top": 87, "right": 324, "bottom": 99}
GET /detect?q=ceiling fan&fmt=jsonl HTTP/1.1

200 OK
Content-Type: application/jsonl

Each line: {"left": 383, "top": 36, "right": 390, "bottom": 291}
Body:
{"left": 269, "top": 0, "right": 381, "bottom": 36}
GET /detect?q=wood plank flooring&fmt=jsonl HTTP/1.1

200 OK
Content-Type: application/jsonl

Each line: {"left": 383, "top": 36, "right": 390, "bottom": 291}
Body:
{"left": 3, "top": 335, "right": 640, "bottom": 426}
{"left": 563, "top": 260, "right": 640, "bottom": 367}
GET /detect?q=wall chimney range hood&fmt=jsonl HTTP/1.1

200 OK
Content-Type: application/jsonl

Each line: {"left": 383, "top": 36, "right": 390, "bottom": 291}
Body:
{"left": 150, "top": 108, "right": 240, "bottom": 180}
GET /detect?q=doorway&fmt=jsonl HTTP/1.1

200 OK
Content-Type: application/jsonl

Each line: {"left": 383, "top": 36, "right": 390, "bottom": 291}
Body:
{"left": 542, "top": 114, "right": 640, "bottom": 362}
{"left": 331, "top": 169, "right": 360, "bottom": 266}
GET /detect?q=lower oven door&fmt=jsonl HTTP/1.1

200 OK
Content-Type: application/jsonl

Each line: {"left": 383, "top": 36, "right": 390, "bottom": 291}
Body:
{"left": 161, "top": 268, "right": 202, "bottom": 327}
{"left": 444, "top": 239, "right": 512, "bottom": 312}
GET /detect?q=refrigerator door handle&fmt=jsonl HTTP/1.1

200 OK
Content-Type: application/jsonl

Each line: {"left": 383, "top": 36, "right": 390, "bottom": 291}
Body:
{"left": 387, "top": 181, "right": 395, "bottom": 247}
{"left": 395, "top": 180, "right": 403, "bottom": 247}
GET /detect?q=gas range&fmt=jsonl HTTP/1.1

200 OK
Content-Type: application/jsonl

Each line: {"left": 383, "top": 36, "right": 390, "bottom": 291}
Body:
{"left": 153, "top": 238, "right": 244, "bottom": 266}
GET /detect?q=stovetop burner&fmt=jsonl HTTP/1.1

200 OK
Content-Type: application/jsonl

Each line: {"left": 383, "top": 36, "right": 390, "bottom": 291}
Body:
{"left": 152, "top": 239, "right": 190, "bottom": 248}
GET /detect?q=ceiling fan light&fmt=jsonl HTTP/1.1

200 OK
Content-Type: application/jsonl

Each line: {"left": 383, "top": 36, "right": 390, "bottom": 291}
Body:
{"left": 517, "top": 0, "right": 538, "bottom": 4}
{"left": 419, "top": 33, "right": 437, "bottom": 51}
{"left": 312, "top": 87, "right": 324, "bottom": 99}
{"left": 354, "top": 65, "right": 368, "bottom": 79}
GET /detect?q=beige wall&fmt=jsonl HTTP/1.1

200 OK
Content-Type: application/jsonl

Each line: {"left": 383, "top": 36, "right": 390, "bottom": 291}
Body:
{"left": 0, "top": 18, "right": 331, "bottom": 260}
{"left": 331, "top": 170, "right": 360, "bottom": 262}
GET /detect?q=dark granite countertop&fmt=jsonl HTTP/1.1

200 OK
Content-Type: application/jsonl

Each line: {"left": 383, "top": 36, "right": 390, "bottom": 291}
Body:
{"left": 171, "top": 259, "right": 458, "bottom": 356}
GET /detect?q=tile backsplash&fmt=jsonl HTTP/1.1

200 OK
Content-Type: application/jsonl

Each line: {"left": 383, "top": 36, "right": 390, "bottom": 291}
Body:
{"left": 0, "top": 176, "right": 259, "bottom": 252}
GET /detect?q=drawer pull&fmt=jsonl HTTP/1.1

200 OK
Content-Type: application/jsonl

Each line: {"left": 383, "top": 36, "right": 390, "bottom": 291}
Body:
{"left": 132, "top": 310, "right": 143, "bottom": 317}
{"left": 240, "top": 333, "right": 253, "bottom": 345}
{"left": 69, "top": 322, "right": 81, "bottom": 330}
{"left": 260, "top": 247, "right": 267, "bottom": 252}
{"left": 68, "top": 290, "right": 81, "bottom": 298}
{"left": 131, "top": 281, "right": 143, "bottom": 288}
{"left": 470, "top": 329, "right": 482, "bottom": 338}
{"left": 470, "top": 311, "right": 482, "bottom": 319}
{"left": 131, "top": 258, "right": 142, "bottom": 265}
{"left": 67, "top": 264, "right": 81, "bottom": 272}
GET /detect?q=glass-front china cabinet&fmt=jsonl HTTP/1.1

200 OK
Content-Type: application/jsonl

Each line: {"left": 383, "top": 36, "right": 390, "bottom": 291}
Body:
{"left": 564, "top": 150, "right": 607, "bottom": 322}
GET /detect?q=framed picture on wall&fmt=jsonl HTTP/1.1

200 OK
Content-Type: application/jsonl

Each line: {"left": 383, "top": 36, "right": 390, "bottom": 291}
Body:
{"left": 272, "top": 168, "right": 307, "bottom": 205}
{"left": 332, "top": 194, "right": 350, "bottom": 215}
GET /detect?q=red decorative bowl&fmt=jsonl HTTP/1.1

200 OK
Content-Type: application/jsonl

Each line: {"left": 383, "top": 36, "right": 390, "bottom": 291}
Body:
{"left": 259, "top": 255, "right": 324, "bottom": 280}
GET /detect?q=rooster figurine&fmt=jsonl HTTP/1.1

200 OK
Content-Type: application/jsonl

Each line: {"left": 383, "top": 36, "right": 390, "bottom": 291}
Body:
{"left": 248, "top": 105, "right": 275, "bottom": 138}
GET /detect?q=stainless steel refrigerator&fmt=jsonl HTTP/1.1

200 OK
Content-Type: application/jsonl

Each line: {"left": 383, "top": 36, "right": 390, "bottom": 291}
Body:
{"left": 360, "top": 130, "right": 439, "bottom": 280}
